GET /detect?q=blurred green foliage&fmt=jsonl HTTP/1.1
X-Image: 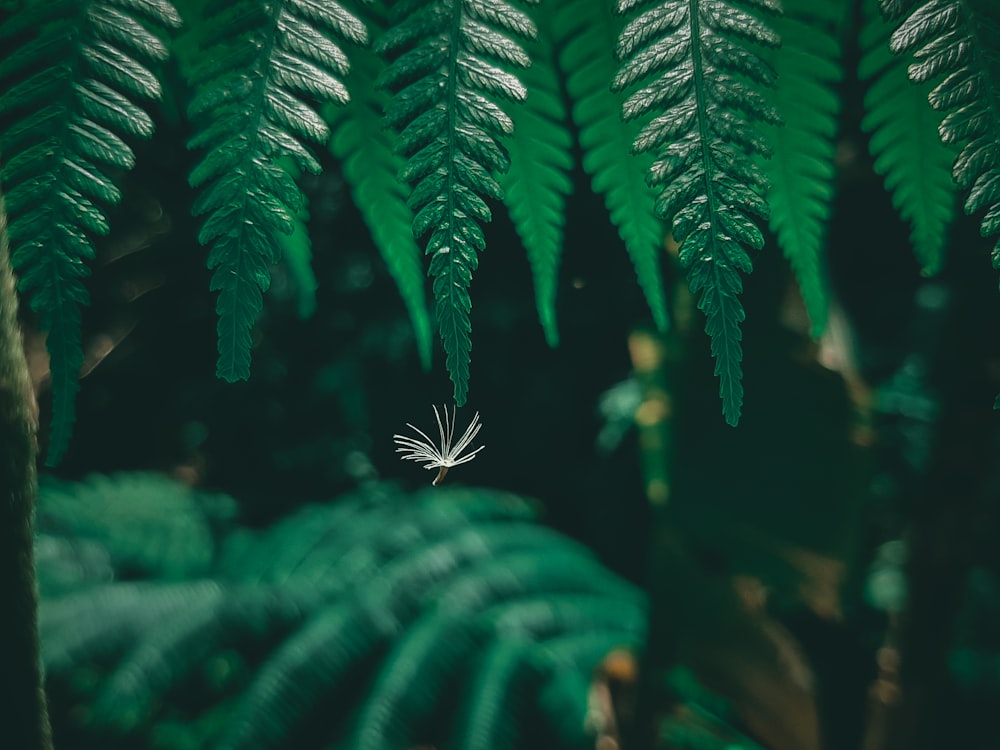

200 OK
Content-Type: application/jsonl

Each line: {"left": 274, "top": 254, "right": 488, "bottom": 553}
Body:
{"left": 37, "top": 473, "right": 647, "bottom": 750}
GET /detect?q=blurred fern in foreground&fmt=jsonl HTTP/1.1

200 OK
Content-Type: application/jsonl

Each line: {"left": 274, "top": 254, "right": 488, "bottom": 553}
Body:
{"left": 37, "top": 473, "right": 645, "bottom": 750}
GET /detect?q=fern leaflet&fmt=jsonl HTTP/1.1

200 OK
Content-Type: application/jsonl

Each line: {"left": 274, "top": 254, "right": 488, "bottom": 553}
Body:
{"left": 378, "top": 0, "right": 536, "bottom": 405}
{"left": 0, "top": 0, "right": 180, "bottom": 464}
{"left": 325, "top": 4, "right": 432, "bottom": 369}
{"left": 186, "top": 0, "right": 366, "bottom": 382}
{"left": 861, "top": 0, "right": 958, "bottom": 276}
{"left": 761, "top": 0, "right": 846, "bottom": 335}
{"left": 551, "top": 0, "right": 669, "bottom": 333}
{"left": 885, "top": 0, "right": 1000, "bottom": 287}
{"left": 614, "top": 0, "right": 781, "bottom": 425}
{"left": 501, "top": 8, "right": 574, "bottom": 348}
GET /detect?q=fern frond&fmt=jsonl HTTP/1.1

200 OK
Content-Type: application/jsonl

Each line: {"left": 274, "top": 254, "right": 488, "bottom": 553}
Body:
{"left": 501, "top": 9, "right": 574, "bottom": 347}
{"left": 41, "top": 581, "right": 222, "bottom": 673}
{"left": 217, "top": 595, "right": 397, "bottom": 750}
{"left": 221, "top": 524, "right": 582, "bottom": 750}
{"left": 861, "top": 0, "right": 958, "bottom": 276}
{"left": 378, "top": 0, "right": 536, "bottom": 404}
{"left": 89, "top": 585, "right": 309, "bottom": 731}
{"left": 486, "top": 593, "right": 647, "bottom": 640}
{"left": 351, "top": 608, "right": 490, "bottom": 750}
{"left": 230, "top": 487, "right": 536, "bottom": 589}
{"left": 551, "top": 0, "right": 669, "bottom": 333}
{"left": 760, "top": 0, "right": 846, "bottom": 335}
{"left": 0, "top": 0, "right": 181, "bottom": 464}
{"left": 186, "top": 0, "right": 366, "bottom": 382}
{"left": 216, "top": 486, "right": 398, "bottom": 583}
{"left": 38, "top": 473, "right": 230, "bottom": 579}
{"left": 614, "top": 0, "right": 781, "bottom": 425}
{"left": 884, "top": 0, "right": 1000, "bottom": 285}
{"left": 428, "top": 548, "right": 643, "bottom": 613}
{"left": 325, "top": 8, "right": 432, "bottom": 368}
{"left": 37, "top": 475, "right": 651, "bottom": 750}
{"left": 35, "top": 534, "right": 114, "bottom": 596}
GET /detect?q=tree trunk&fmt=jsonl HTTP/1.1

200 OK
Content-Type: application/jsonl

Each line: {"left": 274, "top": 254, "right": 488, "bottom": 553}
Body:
{"left": 0, "top": 199, "right": 52, "bottom": 750}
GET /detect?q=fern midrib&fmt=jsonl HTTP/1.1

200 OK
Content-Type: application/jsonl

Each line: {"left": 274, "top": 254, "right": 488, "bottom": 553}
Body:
{"left": 443, "top": 0, "right": 463, "bottom": 354}
{"left": 219, "top": 4, "right": 283, "bottom": 375}
{"left": 689, "top": 0, "right": 721, "bottom": 256}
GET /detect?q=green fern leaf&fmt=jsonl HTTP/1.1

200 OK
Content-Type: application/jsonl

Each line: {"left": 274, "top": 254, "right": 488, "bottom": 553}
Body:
{"left": 861, "top": 0, "right": 958, "bottom": 276}
{"left": 41, "top": 581, "right": 220, "bottom": 673}
{"left": 38, "top": 473, "right": 230, "bottom": 579}
{"left": 551, "top": 0, "right": 669, "bottom": 333}
{"left": 225, "top": 524, "right": 570, "bottom": 750}
{"left": 379, "top": 0, "right": 535, "bottom": 405}
{"left": 501, "top": 9, "right": 574, "bottom": 348}
{"left": 186, "top": 0, "right": 366, "bottom": 382}
{"left": 760, "top": 0, "right": 846, "bottom": 336}
{"left": 0, "top": 0, "right": 180, "bottom": 464}
{"left": 325, "top": 6, "right": 432, "bottom": 369}
{"left": 614, "top": 0, "right": 781, "bottom": 426}
{"left": 885, "top": 0, "right": 1000, "bottom": 286}
{"left": 90, "top": 586, "right": 309, "bottom": 731}
{"left": 37, "top": 476, "right": 650, "bottom": 750}
{"left": 35, "top": 534, "right": 114, "bottom": 596}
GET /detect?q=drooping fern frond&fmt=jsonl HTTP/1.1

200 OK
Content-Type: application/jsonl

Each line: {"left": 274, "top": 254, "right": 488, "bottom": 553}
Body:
{"left": 185, "top": 0, "right": 367, "bottom": 382}
{"left": 884, "top": 0, "right": 1000, "bottom": 289}
{"left": 552, "top": 0, "right": 669, "bottom": 333}
{"left": 760, "top": 0, "right": 846, "bottom": 335}
{"left": 0, "top": 0, "right": 181, "bottom": 464}
{"left": 613, "top": 0, "right": 782, "bottom": 426}
{"left": 861, "top": 0, "right": 959, "bottom": 276}
{"left": 377, "top": 0, "right": 536, "bottom": 405}
{"left": 501, "top": 7, "right": 574, "bottom": 348}
{"left": 325, "top": 2, "right": 432, "bottom": 369}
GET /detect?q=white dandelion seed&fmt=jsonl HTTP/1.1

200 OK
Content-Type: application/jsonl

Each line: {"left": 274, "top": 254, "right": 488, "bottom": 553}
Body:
{"left": 393, "top": 405, "right": 485, "bottom": 485}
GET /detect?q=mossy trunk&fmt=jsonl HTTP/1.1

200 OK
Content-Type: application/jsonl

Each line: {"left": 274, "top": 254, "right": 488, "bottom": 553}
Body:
{"left": 0, "top": 199, "right": 52, "bottom": 750}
